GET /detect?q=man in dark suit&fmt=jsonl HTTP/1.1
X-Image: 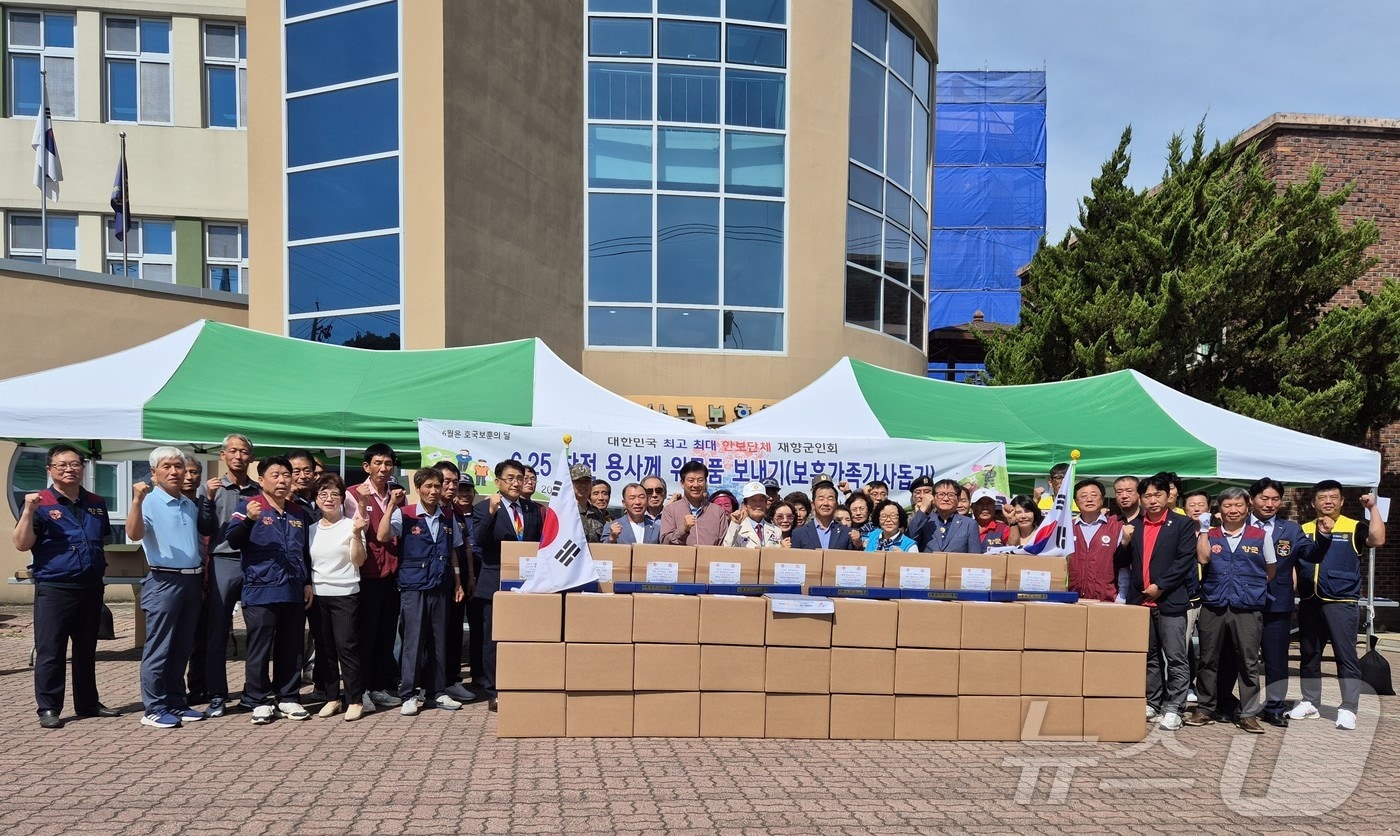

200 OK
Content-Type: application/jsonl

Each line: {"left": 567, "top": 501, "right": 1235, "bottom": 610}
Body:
{"left": 611, "top": 483, "right": 659, "bottom": 545}
{"left": 1128, "top": 473, "right": 1198, "bottom": 731}
{"left": 910, "top": 478, "right": 982, "bottom": 554}
{"left": 790, "top": 482, "right": 856, "bottom": 550}
{"left": 470, "top": 459, "right": 542, "bottom": 711}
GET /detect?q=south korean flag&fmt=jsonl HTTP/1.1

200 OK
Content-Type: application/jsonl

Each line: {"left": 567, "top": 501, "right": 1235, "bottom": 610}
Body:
{"left": 518, "top": 451, "right": 599, "bottom": 594}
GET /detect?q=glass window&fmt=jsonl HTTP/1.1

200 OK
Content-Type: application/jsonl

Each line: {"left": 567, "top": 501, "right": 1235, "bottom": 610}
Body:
{"left": 849, "top": 52, "right": 883, "bottom": 170}
{"left": 589, "top": 125, "right": 653, "bottom": 189}
{"left": 845, "top": 206, "right": 881, "bottom": 272}
{"left": 288, "top": 81, "right": 398, "bottom": 167}
{"left": 723, "top": 310, "right": 782, "bottom": 350}
{"left": 657, "top": 196, "right": 719, "bottom": 304}
{"left": 725, "top": 68, "right": 783, "bottom": 129}
{"left": 844, "top": 267, "right": 880, "bottom": 330}
{"left": 590, "top": 0, "right": 654, "bottom": 11}
{"left": 206, "top": 223, "right": 248, "bottom": 293}
{"left": 658, "top": 20, "right": 720, "bottom": 60}
{"left": 724, "top": 132, "right": 783, "bottom": 196}
{"left": 726, "top": 25, "right": 785, "bottom": 67}
{"left": 909, "top": 294, "right": 925, "bottom": 349}
{"left": 7, "top": 213, "right": 77, "bottom": 267}
{"left": 910, "top": 239, "right": 927, "bottom": 297}
{"left": 726, "top": 0, "right": 785, "bottom": 24}
{"left": 589, "top": 62, "right": 652, "bottom": 120}
{"left": 289, "top": 234, "right": 400, "bottom": 314}
{"left": 887, "top": 20, "right": 913, "bottom": 82}
{"left": 106, "top": 218, "right": 175, "bottom": 282}
{"left": 204, "top": 23, "right": 248, "bottom": 128}
{"left": 912, "top": 100, "right": 929, "bottom": 207}
{"left": 850, "top": 164, "right": 883, "bottom": 213}
{"left": 285, "top": 3, "right": 397, "bottom": 94}
{"left": 287, "top": 157, "right": 400, "bottom": 240}
{"left": 657, "top": 65, "right": 719, "bottom": 123}
{"left": 884, "top": 181, "right": 910, "bottom": 230}
{"left": 588, "top": 306, "right": 652, "bottom": 346}
{"left": 723, "top": 198, "right": 782, "bottom": 308}
{"left": 883, "top": 222, "right": 908, "bottom": 284}
{"left": 882, "top": 280, "right": 908, "bottom": 340}
{"left": 657, "top": 307, "right": 719, "bottom": 348}
{"left": 658, "top": 128, "right": 719, "bottom": 191}
{"left": 852, "top": 0, "right": 886, "bottom": 58}
{"left": 660, "top": 0, "right": 720, "bottom": 15}
{"left": 885, "top": 76, "right": 912, "bottom": 188}
{"left": 914, "top": 49, "right": 931, "bottom": 107}
{"left": 589, "top": 17, "right": 653, "bottom": 57}
{"left": 588, "top": 193, "right": 653, "bottom": 303}
{"left": 912, "top": 201, "right": 929, "bottom": 245}
{"left": 285, "top": 0, "right": 370, "bottom": 17}
{"left": 289, "top": 309, "right": 401, "bottom": 350}
{"left": 8, "top": 11, "right": 76, "bottom": 118}
{"left": 105, "top": 17, "right": 171, "bottom": 124}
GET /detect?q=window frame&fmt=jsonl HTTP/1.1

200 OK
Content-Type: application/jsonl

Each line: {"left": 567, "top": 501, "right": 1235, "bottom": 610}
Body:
{"left": 7, "top": 212, "right": 78, "bottom": 267}
{"left": 103, "top": 15, "right": 173, "bottom": 125}
{"left": 205, "top": 222, "right": 249, "bottom": 294}
{"left": 105, "top": 217, "right": 176, "bottom": 283}
{"left": 6, "top": 9, "right": 77, "bottom": 119}
{"left": 202, "top": 21, "right": 248, "bottom": 129}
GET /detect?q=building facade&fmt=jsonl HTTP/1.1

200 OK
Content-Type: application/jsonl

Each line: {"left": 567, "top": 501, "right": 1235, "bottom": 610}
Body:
{"left": 246, "top": 0, "right": 938, "bottom": 404}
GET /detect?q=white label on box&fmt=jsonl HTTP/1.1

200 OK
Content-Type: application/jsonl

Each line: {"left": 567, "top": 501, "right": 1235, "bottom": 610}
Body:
{"left": 709, "top": 561, "right": 741, "bottom": 585}
{"left": 593, "top": 560, "right": 614, "bottom": 583}
{"left": 646, "top": 561, "right": 679, "bottom": 583}
{"left": 960, "top": 566, "right": 993, "bottom": 590}
{"left": 773, "top": 562, "right": 807, "bottom": 586}
{"left": 835, "top": 564, "right": 869, "bottom": 588}
{"left": 765, "top": 593, "right": 836, "bottom": 614}
{"left": 900, "top": 565, "right": 932, "bottom": 590}
{"left": 519, "top": 556, "right": 538, "bottom": 580}
{"left": 1019, "top": 569, "right": 1052, "bottom": 592}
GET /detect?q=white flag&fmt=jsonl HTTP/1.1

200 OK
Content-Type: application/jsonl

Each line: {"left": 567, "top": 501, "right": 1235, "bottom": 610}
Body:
{"left": 991, "top": 459, "right": 1077, "bottom": 556}
{"left": 518, "top": 451, "right": 599, "bottom": 593}
{"left": 31, "top": 78, "right": 62, "bottom": 201}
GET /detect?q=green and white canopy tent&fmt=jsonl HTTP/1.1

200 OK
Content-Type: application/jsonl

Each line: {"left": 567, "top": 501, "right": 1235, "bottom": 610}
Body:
{"left": 0, "top": 320, "right": 690, "bottom": 460}
{"left": 719, "top": 358, "right": 1381, "bottom": 487}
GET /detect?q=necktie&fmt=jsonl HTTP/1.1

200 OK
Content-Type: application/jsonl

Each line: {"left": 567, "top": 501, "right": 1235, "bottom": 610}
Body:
{"left": 510, "top": 503, "right": 524, "bottom": 540}
{"left": 755, "top": 521, "right": 764, "bottom": 542}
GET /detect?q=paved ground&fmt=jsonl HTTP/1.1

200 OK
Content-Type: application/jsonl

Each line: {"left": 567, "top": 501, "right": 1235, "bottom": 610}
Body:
{"left": 2, "top": 604, "right": 1399, "bottom": 835}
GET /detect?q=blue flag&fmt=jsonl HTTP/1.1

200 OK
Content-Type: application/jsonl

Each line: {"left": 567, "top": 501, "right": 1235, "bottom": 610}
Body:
{"left": 111, "top": 149, "right": 129, "bottom": 241}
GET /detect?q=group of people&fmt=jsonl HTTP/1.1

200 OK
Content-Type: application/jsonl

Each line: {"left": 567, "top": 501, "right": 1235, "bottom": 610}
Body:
{"left": 16, "top": 440, "right": 1384, "bottom": 738}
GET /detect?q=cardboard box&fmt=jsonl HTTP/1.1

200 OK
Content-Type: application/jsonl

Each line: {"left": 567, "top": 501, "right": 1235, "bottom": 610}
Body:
{"left": 957, "top": 696, "right": 1021, "bottom": 741}
{"left": 829, "top": 647, "right": 895, "bottom": 695}
{"left": 632, "top": 594, "right": 700, "bottom": 644}
{"left": 896, "top": 600, "right": 962, "bottom": 649}
{"left": 587, "top": 542, "right": 631, "bottom": 592}
{"left": 493, "top": 591, "right": 563, "bottom": 643}
{"left": 1021, "top": 696, "right": 1084, "bottom": 741}
{"left": 630, "top": 543, "right": 696, "bottom": 583}
{"left": 821, "top": 550, "right": 885, "bottom": 588}
{"left": 699, "top": 644, "right": 766, "bottom": 692}
{"left": 496, "top": 691, "right": 565, "bottom": 738}
{"left": 1020, "top": 651, "right": 1084, "bottom": 697}
{"left": 495, "top": 642, "right": 565, "bottom": 691}
{"left": 1005, "top": 555, "right": 1069, "bottom": 592}
{"left": 1084, "top": 602, "right": 1151, "bottom": 652}
{"left": 1083, "top": 697, "right": 1148, "bottom": 742}
{"left": 894, "top": 696, "right": 958, "bottom": 740}
{"left": 566, "top": 692, "right": 633, "bottom": 737}
{"left": 765, "top": 694, "right": 830, "bottom": 739}
{"left": 499, "top": 540, "right": 539, "bottom": 581}
{"left": 700, "top": 692, "right": 766, "bottom": 738}
{"left": 958, "top": 650, "right": 1021, "bottom": 695}
{"left": 633, "top": 691, "right": 699, "bottom": 737}
{"left": 103, "top": 545, "right": 147, "bottom": 577}
{"left": 894, "top": 648, "right": 959, "bottom": 695}
{"left": 696, "top": 545, "right": 760, "bottom": 585}
{"left": 697, "top": 595, "right": 767, "bottom": 646}
{"left": 634, "top": 643, "right": 700, "bottom": 691}
{"left": 829, "top": 694, "right": 895, "bottom": 740}
{"left": 765, "top": 606, "right": 833, "bottom": 648}
{"left": 563, "top": 592, "right": 634, "bottom": 643}
{"left": 944, "top": 553, "right": 1008, "bottom": 591}
{"left": 564, "top": 643, "right": 634, "bottom": 691}
{"left": 831, "top": 598, "right": 899, "bottom": 648}
{"left": 765, "top": 647, "right": 831, "bottom": 693}
{"left": 1083, "top": 651, "right": 1147, "bottom": 698}
{"left": 959, "top": 602, "right": 1026, "bottom": 650}
{"left": 882, "top": 552, "right": 947, "bottom": 590}
{"left": 1023, "top": 602, "right": 1087, "bottom": 651}
{"left": 759, "top": 548, "right": 821, "bottom": 590}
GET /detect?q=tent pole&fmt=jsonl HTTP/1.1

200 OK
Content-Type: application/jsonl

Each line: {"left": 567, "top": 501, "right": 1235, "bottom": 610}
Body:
{"left": 339, "top": 448, "right": 346, "bottom": 478}
{"left": 1367, "top": 480, "right": 1377, "bottom": 642}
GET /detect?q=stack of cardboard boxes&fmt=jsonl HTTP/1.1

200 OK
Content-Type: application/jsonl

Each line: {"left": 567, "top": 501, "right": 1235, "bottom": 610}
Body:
{"left": 493, "top": 588, "right": 1149, "bottom": 742}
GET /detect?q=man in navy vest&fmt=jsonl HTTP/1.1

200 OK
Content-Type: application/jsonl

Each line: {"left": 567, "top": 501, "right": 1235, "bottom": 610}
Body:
{"left": 11, "top": 444, "right": 115, "bottom": 729}
{"left": 1289, "top": 480, "right": 1385, "bottom": 731}
{"left": 1184, "top": 487, "right": 1275, "bottom": 733}
{"left": 1247, "top": 477, "right": 1313, "bottom": 727}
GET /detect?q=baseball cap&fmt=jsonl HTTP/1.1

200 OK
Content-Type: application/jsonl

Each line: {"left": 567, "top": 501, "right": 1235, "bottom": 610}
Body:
{"left": 741, "top": 480, "right": 767, "bottom": 500}
{"left": 569, "top": 463, "right": 593, "bottom": 481}
{"left": 971, "top": 487, "right": 1006, "bottom": 505}
{"left": 761, "top": 478, "right": 780, "bottom": 490}
{"left": 908, "top": 475, "right": 934, "bottom": 492}
{"left": 456, "top": 474, "right": 473, "bottom": 486}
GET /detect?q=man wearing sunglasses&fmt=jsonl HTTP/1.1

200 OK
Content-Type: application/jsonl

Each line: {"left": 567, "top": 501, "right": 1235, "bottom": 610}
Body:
{"left": 641, "top": 475, "right": 669, "bottom": 525}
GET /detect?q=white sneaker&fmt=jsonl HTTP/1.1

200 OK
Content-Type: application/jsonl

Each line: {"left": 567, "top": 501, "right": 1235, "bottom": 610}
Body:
{"left": 400, "top": 697, "right": 420, "bottom": 716}
{"left": 250, "top": 705, "right": 276, "bottom": 725}
{"left": 1336, "top": 709, "right": 1357, "bottom": 730}
{"left": 435, "top": 694, "right": 463, "bottom": 711}
{"left": 277, "top": 701, "right": 310, "bottom": 721}
{"left": 1158, "top": 711, "right": 1183, "bottom": 731}
{"left": 360, "top": 694, "right": 376, "bottom": 714}
{"left": 1287, "top": 701, "right": 1319, "bottom": 720}
{"left": 370, "top": 690, "right": 402, "bottom": 707}
{"left": 1146, "top": 705, "right": 1160, "bottom": 720}
{"left": 1186, "top": 690, "right": 1197, "bottom": 704}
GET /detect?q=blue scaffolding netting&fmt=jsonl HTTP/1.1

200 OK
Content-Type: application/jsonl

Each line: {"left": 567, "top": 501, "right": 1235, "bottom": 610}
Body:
{"left": 930, "top": 70, "right": 1047, "bottom": 330}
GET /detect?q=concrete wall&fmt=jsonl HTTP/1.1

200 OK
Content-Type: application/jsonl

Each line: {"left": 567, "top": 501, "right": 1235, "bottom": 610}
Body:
{"left": 244, "top": 0, "right": 281, "bottom": 335}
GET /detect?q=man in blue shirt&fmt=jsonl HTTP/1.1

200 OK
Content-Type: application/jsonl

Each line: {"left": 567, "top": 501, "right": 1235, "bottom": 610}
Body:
{"left": 128, "top": 446, "right": 218, "bottom": 729}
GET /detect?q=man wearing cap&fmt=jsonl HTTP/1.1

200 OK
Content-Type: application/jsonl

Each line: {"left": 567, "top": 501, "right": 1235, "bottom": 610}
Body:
{"left": 910, "top": 478, "right": 982, "bottom": 554}
{"left": 971, "top": 488, "right": 1011, "bottom": 549}
{"left": 905, "top": 476, "right": 936, "bottom": 544}
{"left": 610, "top": 482, "right": 659, "bottom": 545}
{"left": 570, "top": 463, "right": 607, "bottom": 544}
{"left": 762, "top": 478, "right": 782, "bottom": 503}
{"left": 724, "top": 481, "right": 781, "bottom": 548}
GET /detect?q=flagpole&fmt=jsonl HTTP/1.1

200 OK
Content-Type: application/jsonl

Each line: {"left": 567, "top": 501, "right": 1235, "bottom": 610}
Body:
{"left": 119, "top": 131, "right": 128, "bottom": 277}
{"left": 39, "top": 69, "right": 47, "bottom": 265}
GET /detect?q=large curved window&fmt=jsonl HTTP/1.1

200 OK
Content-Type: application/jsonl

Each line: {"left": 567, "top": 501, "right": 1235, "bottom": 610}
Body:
{"left": 844, "top": 0, "right": 931, "bottom": 350}
{"left": 585, "top": 0, "right": 787, "bottom": 352}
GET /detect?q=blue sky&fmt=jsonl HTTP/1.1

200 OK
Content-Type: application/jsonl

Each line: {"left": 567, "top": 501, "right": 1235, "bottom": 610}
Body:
{"left": 935, "top": 0, "right": 1400, "bottom": 239}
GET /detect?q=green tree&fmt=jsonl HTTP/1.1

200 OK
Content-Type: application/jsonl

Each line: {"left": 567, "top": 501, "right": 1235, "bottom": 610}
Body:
{"left": 982, "top": 121, "right": 1400, "bottom": 443}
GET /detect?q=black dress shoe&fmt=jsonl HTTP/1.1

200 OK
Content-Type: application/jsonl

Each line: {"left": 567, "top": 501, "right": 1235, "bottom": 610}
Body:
{"left": 39, "top": 710, "right": 64, "bottom": 729}
{"left": 1259, "top": 712, "right": 1289, "bottom": 728}
{"left": 76, "top": 703, "right": 121, "bottom": 718}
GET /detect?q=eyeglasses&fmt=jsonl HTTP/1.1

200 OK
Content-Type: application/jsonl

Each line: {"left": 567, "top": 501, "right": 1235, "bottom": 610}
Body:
{"left": 315, "top": 490, "right": 342, "bottom": 499}
{"left": 878, "top": 513, "right": 902, "bottom": 521}
{"left": 49, "top": 461, "right": 84, "bottom": 471}
{"left": 933, "top": 491, "right": 958, "bottom": 499}
{"left": 771, "top": 513, "right": 794, "bottom": 521}
{"left": 497, "top": 474, "right": 523, "bottom": 484}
